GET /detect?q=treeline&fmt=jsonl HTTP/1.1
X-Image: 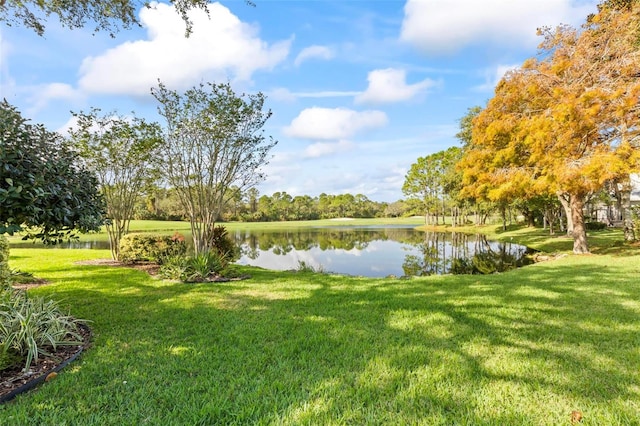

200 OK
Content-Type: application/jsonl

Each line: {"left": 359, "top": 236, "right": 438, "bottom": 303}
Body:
{"left": 135, "top": 188, "right": 420, "bottom": 222}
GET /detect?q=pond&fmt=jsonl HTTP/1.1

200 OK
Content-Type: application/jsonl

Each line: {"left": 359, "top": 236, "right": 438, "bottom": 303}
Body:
{"left": 232, "top": 226, "right": 535, "bottom": 277}
{"left": 9, "top": 225, "right": 535, "bottom": 277}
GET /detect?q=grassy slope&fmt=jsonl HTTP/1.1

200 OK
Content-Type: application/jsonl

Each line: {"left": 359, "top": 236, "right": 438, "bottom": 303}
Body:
{"left": 1, "top": 224, "right": 639, "bottom": 425}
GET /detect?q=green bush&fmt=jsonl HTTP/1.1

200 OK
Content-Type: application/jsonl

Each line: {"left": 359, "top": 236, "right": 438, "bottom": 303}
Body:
{"left": 159, "top": 250, "right": 232, "bottom": 283}
{"left": 207, "top": 225, "right": 239, "bottom": 261}
{"left": 0, "top": 289, "right": 85, "bottom": 372}
{"left": 119, "top": 232, "right": 187, "bottom": 264}
{"left": 585, "top": 221, "right": 607, "bottom": 231}
{"left": 0, "top": 235, "right": 11, "bottom": 290}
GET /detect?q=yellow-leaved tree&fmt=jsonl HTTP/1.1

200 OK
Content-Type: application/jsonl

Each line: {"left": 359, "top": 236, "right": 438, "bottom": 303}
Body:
{"left": 460, "top": 0, "right": 640, "bottom": 253}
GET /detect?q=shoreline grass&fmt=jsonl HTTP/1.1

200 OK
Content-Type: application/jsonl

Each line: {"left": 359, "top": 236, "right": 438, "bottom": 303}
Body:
{"left": 1, "top": 222, "right": 639, "bottom": 424}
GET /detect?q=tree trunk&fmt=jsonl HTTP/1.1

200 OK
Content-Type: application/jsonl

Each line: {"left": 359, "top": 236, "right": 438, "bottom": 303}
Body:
{"left": 557, "top": 193, "right": 573, "bottom": 236}
{"left": 619, "top": 181, "right": 636, "bottom": 242}
{"left": 570, "top": 194, "right": 589, "bottom": 254}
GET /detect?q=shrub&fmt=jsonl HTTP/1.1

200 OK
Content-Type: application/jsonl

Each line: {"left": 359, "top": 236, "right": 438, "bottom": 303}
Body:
{"left": 119, "top": 232, "right": 187, "bottom": 264}
{"left": 159, "top": 250, "right": 232, "bottom": 283}
{"left": 585, "top": 221, "right": 607, "bottom": 231}
{"left": 0, "top": 289, "right": 85, "bottom": 371}
{"left": 207, "top": 225, "right": 238, "bottom": 262}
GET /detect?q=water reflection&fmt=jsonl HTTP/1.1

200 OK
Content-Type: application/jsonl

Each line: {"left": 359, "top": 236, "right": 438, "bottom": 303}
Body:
{"left": 10, "top": 226, "right": 534, "bottom": 277}
{"left": 233, "top": 227, "right": 534, "bottom": 277}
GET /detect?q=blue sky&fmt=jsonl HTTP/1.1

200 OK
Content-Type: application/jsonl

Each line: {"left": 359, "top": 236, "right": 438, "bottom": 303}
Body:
{"left": 0, "top": 0, "right": 599, "bottom": 202}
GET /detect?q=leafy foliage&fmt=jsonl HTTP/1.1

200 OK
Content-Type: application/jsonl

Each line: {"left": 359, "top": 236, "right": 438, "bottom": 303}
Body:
{"left": 458, "top": 3, "right": 640, "bottom": 253}
{"left": 152, "top": 81, "right": 277, "bottom": 255}
{"left": 159, "top": 226, "right": 237, "bottom": 282}
{"left": 68, "top": 109, "right": 163, "bottom": 260}
{"left": 0, "top": 0, "right": 212, "bottom": 37}
{"left": 159, "top": 250, "right": 232, "bottom": 282}
{"left": 0, "top": 100, "right": 105, "bottom": 244}
{"left": 119, "top": 233, "right": 187, "bottom": 264}
{"left": 403, "top": 147, "right": 462, "bottom": 225}
{"left": 0, "top": 289, "right": 85, "bottom": 372}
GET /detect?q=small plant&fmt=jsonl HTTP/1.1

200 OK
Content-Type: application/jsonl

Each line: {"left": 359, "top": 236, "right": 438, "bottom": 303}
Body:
{"left": 158, "top": 255, "right": 189, "bottom": 281}
{"left": 185, "top": 251, "right": 225, "bottom": 282}
{"left": 296, "top": 260, "right": 325, "bottom": 273}
{"left": 159, "top": 251, "right": 232, "bottom": 283}
{"left": 0, "top": 289, "right": 86, "bottom": 372}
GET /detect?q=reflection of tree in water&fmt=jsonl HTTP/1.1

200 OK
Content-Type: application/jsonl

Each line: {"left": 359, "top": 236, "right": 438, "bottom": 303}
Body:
{"left": 234, "top": 228, "right": 408, "bottom": 259}
{"left": 403, "top": 232, "right": 534, "bottom": 276}
{"left": 233, "top": 228, "right": 533, "bottom": 276}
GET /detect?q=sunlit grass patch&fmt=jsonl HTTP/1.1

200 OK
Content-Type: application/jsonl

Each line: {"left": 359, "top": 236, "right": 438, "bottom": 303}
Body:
{"left": 2, "top": 232, "right": 639, "bottom": 424}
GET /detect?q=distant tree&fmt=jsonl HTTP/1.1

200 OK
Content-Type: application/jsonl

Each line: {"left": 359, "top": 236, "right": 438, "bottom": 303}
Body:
{"left": 68, "top": 109, "right": 163, "bottom": 260}
{"left": 1, "top": 0, "right": 219, "bottom": 37}
{"left": 0, "top": 100, "right": 105, "bottom": 243}
{"left": 152, "top": 81, "right": 276, "bottom": 254}
{"left": 403, "top": 149, "right": 459, "bottom": 225}
{"left": 384, "top": 200, "right": 409, "bottom": 218}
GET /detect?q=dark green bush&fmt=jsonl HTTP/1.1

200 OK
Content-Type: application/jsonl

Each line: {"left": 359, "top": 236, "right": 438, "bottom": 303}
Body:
{"left": 119, "top": 232, "right": 187, "bottom": 264}
{"left": 207, "top": 225, "right": 239, "bottom": 261}
{"left": 585, "top": 221, "right": 607, "bottom": 231}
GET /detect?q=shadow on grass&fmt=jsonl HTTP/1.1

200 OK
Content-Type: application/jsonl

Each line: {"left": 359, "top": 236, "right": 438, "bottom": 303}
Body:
{"left": 3, "top": 255, "right": 640, "bottom": 424}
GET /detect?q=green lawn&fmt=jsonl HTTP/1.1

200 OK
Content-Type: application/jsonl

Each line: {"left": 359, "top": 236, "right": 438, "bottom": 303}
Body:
{"left": 1, "top": 225, "right": 639, "bottom": 425}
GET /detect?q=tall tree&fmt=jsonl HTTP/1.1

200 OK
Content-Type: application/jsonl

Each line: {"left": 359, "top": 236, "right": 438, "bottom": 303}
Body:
{"left": 68, "top": 109, "right": 162, "bottom": 260}
{"left": 461, "top": 2, "right": 640, "bottom": 253}
{"left": 0, "top": 100, "right": 104, "bottom": 243}
{"left": 152, "top": 81, "right": 276, "bottom": 254}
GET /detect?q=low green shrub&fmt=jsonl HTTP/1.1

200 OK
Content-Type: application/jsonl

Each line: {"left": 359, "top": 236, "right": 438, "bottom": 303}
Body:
{"left": 0, "top": 289, "right": 85, "bottom": 372}
{"left": 159, "top": 250, "right": 232, "bottom": 283}
{"left": 585, "top": 221, "right": 607, "bottom": 231}
{"left": 119, "top": 232, "right": 187, "bottom": 264}
{"left": 207, "top": 225, "right": 239, "bottom": 262}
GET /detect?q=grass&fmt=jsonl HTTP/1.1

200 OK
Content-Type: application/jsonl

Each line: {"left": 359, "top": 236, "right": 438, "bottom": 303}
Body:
{"left": 1, "top": 223, "right": 639, "bottom": 424}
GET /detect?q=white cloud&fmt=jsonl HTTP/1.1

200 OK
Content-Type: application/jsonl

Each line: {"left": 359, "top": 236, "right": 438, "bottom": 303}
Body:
{"left": 400, "top": 0, "right": 599, "bottom": 54}
{"left": 303, "top": 140, "right": 355, "bottom": 158}
{"left": 27, "top": 83, "right": 84, "bottom": 115}
{"left": 78, "top": 2, "right": 291, "bottom": 95}
{"left": 294, "top": 45, "right": 334, "bottom": 67}
{"left": 268, "top": 87, "right": 361, "bottom": 102}
{"left": 284, "top": 107, "right": 388, "bottom": 140}
{"left": 474, "top": 63, "right": 520, "bottom": 92}
{"left": 355, "top": 68, "right": 436, "bottom": 105}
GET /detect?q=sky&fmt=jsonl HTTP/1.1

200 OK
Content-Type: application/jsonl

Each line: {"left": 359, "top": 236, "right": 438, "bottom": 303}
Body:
{"left": 0, "top": 0, "right": 600, "bottom": 202}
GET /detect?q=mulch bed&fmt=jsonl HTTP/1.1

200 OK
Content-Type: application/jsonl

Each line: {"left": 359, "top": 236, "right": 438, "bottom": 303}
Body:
{"left": 0, "top": 323, "right": 91, "bottom": 403}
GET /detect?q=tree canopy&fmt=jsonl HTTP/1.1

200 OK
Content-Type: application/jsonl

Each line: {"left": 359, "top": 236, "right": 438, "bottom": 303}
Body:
{"left": 0, "top": 100, "right": 105, "bottom": 243}
{"left": 68, "top": 109, "right": 163, "bottom": 259}
{"left": 458, "top": 1, "right": 640, "bottom": 253}
{"left": 152, "top": 81, "right": 276, "bottom": 254}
